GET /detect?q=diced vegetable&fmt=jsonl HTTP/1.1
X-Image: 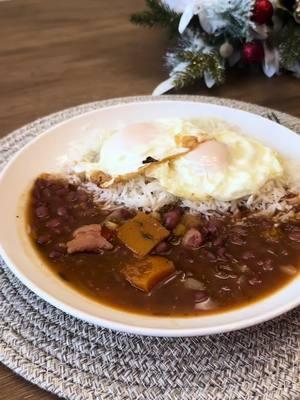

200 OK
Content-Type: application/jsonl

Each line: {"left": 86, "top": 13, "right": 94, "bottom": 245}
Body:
{"left": 181, "top": 213, "right": 202, "bottom": 228}
{"left": 121, "top": 256, "right": 175, "bottom": 292}
{"left": 117, "top": 212, "right": 170, "bottom": 256}
{"left": 173, "top": 223, "right": 186, "bottom": 236}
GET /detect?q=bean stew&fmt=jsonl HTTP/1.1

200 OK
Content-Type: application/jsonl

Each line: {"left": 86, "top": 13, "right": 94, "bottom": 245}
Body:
{"left": 27, "top": 176, "right": 300, "bottom": 316}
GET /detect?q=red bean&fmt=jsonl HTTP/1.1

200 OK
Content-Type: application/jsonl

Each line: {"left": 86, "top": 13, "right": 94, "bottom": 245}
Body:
{"left": 217, "top": 247, "right": 226, "bottom": 258}
{"left": 194, "top": 291, "right": 209, "bottom": 303}
{"left": 230, "top": 236, "right": 246, "bottom": 246}
{"left": 32, "top": 187, "right": 42, "bottom": 200}
{"left": 220, "top": 286, "right": 231, "bottom": 292}
{"left": 262, "top": 258, "right": 273, "bottom": 271}
{"left": 77, "top": 191, "right": 89, "bottom": 202}
{"left": 36, "top": 179, "right": 46, "bottom": 190}
{"left": 249, "top": 277, "right": 262, "bottom": 286}
{"left": 242, "top": 250, "right": 255, "bottom": 260}
{"left": 53, "top": 228, "right": 63, "bottom": 235}
{"left": 66, "top": 191, "right": 78, "bottom": 202}
{"left": 53, "top": 243, "right": 67, "bottom": 253}
{"left": 212, "top": 236, "right": 224, "bottom": 246}
{"left": 57, "top": 206, "right": 68, "bottom": 217}
{"left": 42, "top": 188, "right": 51, "bottom": 198}
{"left": 231, "top": 226, "right": 247, "bottom": 236}
{"left": 46, "top": 218, "right": 61, "bottom": 229}
{"left": 215, "top": 271, "right": 231, "bottom": 280}
{"left": 48, "top": 250, "right": 64, "bottom": 260}
{"left": 36, "top": 234, "right": 52, "bottom": 245}
{"left": 66, "top": 215, "right": 76, "bottom": 225}
{"left": 106, "top": 208, "right": 133, "bottom": 222}
{"left": 288, "top": 231, "right": 300, "bottom": 242}
{"left": 35, "top": 206, "right": 49, "bottom": 219}
{"left": 202, "top": 250, "right": 216, "bottom": 261}
{"left": 219, "top": 264, "right": 233, "bottom": 272}
{"left": 182, "top": 228, "right": 203, "bottom": 249}
{"left": 50, "top": 183, "right": 64, "bottom": 192}
{"left": 163, "top": 208, "right": 183, "bottom": 230}
{"left": 63, "top": 226, "right": 72, "bottom": 234}
{"left": 154, "top": 241, "right": 170, "bottom": 254}
{"left": 56, "top": 187, "right": 69, "bottom": 197}
{"left": 207, "top": 218, "right": 221, "bottom": 234}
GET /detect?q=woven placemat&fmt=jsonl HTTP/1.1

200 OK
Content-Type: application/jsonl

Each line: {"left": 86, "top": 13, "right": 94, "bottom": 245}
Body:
{"left": 0, "top": 96, "right": 299, "bottom": 400}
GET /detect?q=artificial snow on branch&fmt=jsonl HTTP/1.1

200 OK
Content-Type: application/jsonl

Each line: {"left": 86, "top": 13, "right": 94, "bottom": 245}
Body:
{"left": 131, "top": 0, "right": 300, "bottom": 92}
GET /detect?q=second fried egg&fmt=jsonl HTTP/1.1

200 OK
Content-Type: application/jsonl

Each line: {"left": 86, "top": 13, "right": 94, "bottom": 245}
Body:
{"left": 145, "top": 131, "right": 283, "bottom": 201}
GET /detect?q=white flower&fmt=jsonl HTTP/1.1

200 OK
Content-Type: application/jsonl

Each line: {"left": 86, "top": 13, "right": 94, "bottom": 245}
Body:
{"left": 153, "top": 31, "right": 218, "bottom": 95}
{"left": 161, "top": 0, "right": 191, "bottom": 13}
{"left": 164, "top": 0, "right": 255, "bottom": 36}
{"left": 262, "top": 42, "right": 280, "bottom": 78}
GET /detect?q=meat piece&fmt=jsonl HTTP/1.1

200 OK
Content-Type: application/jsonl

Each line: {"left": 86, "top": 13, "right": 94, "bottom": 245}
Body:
{"left": 67, "top": 224, "right": 113, "bottom": 254}
{"left": 182, "top": 228, "right": 203, "bottom": 249}
{"left": 121, "top": 256, "right": 175, "bottom": 292}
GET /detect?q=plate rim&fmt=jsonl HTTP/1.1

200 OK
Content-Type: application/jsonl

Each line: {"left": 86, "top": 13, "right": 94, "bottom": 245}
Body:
{"left": 1, "top": 95, "right": 300, "bottom": 337}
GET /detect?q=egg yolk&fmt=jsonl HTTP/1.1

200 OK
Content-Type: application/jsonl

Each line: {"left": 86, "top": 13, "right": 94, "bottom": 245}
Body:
{"left": 185, "top": 140, "right": 229, "bottom": 173}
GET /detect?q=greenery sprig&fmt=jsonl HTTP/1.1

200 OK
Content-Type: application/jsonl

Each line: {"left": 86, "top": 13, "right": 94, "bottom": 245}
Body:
{"left": 131, "top": 0, "right": 300, "bottom": 92}
{"left": 131, "top": 0, "right": 180, "bottom": 37}
{"left": 173, "top": 51, "right": 225, "bottom": 88}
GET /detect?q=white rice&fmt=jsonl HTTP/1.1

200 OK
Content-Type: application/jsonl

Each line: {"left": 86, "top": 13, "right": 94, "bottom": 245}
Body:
{"left": 82, "top": 178, "right": 176, "bottom": 212}
{"left": 78, "top": 176, "right": 298, "bottom": 219}
{"left": 62, "top": 117, "right": 300, "bottom": 217}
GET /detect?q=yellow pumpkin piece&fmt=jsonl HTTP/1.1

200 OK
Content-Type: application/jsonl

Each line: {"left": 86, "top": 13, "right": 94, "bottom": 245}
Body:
{"left": 121, "top": 256, "right": 175, "bottom": 292}
{"left": 173, "top": 223, "right": 186, "bottom": 236}
{"left": 117, "top": 212, "right": 170, "bottom": 256}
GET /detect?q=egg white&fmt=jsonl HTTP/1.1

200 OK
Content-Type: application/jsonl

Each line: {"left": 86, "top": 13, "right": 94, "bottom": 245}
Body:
{"left": 71, "top": 120, "right": 205, "bottom": 184}
{"left": 146, "top": 130, "right": 283, "bottom": 201}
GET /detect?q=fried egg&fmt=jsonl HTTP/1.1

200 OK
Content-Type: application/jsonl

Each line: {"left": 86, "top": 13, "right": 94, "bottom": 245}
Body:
{"left": 72, "top": 121, "right": 204, "bottom": 184}
{"left": 145, "top": 131, "right": 283, "bottom": 201}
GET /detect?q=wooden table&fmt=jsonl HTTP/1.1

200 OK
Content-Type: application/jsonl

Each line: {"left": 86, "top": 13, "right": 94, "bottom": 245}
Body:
{"left": 0, "top": 0, "right": 299, "bottom": 399}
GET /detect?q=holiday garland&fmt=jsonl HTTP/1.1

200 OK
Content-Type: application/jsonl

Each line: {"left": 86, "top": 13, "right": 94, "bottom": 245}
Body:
{"left": 131, "top": 0, "right": 300, "bottom": 94}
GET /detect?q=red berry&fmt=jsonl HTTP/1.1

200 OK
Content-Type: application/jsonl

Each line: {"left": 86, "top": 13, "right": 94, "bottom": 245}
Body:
{"left": 252, "top": 0, "right": 273, "bottom": 24}
{"left": 242, "top": 41, "right": 264, "bottom": 64}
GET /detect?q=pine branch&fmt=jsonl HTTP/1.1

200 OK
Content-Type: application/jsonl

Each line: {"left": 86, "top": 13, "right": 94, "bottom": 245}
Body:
{"left": 130, "top": 0, "right": 180, "bottom": 37}
{"left": 173, "top": 51, "right": 225, "bottom": 88}
{"left": 276, "top": 21, "right": 300, "bottom": 69}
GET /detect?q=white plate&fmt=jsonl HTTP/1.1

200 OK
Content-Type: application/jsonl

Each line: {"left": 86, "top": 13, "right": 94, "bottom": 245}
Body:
{"left": 0, "top": 99, "right": 300, "bottom": 337}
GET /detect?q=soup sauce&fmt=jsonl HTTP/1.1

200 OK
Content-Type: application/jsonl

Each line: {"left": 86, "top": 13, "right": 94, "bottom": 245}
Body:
{"left": 27, "top": 176, "right": 300, "bottom": 316}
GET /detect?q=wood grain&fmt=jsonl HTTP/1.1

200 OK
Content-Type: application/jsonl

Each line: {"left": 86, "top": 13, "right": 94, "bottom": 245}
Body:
{"left": 0, "top": 0, "right": 299, "bottom": 399}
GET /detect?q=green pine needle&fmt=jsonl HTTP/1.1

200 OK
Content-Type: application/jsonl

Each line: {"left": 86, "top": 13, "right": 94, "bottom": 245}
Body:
{"left": 130, "top": 0, "right": 180, "bottom": 37}
{"left": 173, "top": 51, "right": 225, "bottom": 88}
{"left": 276, "top": 21, "right": 300, "bottom": 69}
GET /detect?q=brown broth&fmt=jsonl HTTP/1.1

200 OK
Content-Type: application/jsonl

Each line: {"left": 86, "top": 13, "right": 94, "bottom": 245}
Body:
{"left": 27, "top": 177, "right": 300, "bottom": 316}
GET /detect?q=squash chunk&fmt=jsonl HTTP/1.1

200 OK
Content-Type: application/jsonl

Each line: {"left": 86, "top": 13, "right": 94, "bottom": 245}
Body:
{"left": 122, "top": 256, "right": 175, "bottom": 292}
{"left": 117, "top": 212, "right": 170, "bottom": 256}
